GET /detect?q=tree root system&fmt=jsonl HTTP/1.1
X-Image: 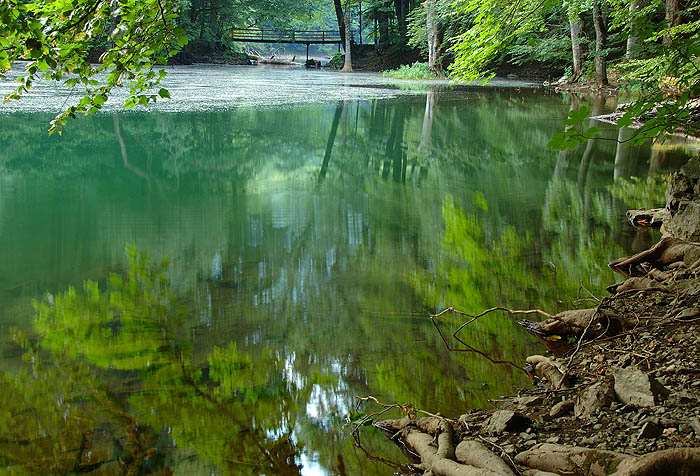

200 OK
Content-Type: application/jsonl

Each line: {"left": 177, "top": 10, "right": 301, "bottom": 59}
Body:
{"left": 364, "top": 157, "right": 700, "bottom": 475}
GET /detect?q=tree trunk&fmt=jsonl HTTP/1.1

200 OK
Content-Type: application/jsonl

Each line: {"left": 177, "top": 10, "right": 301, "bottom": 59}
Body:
{"left": 592, "top": 0, "right": 608, "bottom": 87}
{"left": 425, "top": 0, "right": 441, "bottom": 73}
{"left": 419, "top": 89, "right": 435, "bottom": 154}
{"left": 626, "top": 0, "right": 640, "bottom": 59}
{"left": 664, "top": 0, "right": 680, "bottom": 44}
{"left": 341, "top": 0, "right": 353, "bottom": 72}
{"left": 334, "top": 0, "right": 346, "bottom": 49}
{"left": 394, "top": 0, "right": 408, "bottom": 38}
{"left": 569, "top": 15, "right": 583, "bottom": 81}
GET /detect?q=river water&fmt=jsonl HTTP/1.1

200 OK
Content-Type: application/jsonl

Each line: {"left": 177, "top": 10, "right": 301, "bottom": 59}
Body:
{"left": 0, "top": 65, "right": 692, "bottom": 475}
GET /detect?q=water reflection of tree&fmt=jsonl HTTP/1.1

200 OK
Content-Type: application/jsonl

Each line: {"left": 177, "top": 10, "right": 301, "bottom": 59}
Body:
{"left": 1, "top": 248, "right": 305, "bottom": 475}
{"left": 3, "top": 91, "right": 696, "bottom": 475}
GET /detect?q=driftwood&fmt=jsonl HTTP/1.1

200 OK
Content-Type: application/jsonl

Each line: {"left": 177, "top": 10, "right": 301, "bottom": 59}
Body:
{"left": 525, "top": 355, "right": 567, "bottom": 389}
{"left": 250, "top": 55, "right": 301, "bottom": 65}
{"left": 626, "top": 208, "right": 670, "bottom": 229}
{"left": 608, "top": 237, "right": 700, "bottom": 277}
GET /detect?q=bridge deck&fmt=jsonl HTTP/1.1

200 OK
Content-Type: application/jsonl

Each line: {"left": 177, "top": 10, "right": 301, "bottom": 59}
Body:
{"left": 231, "top": 29, "right": 345, "bottom": 44}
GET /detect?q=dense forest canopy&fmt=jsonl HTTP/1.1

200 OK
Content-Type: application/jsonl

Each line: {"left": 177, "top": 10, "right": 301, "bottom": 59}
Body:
{"left": 0, "top": 0, "right": 698, "bottom": 140}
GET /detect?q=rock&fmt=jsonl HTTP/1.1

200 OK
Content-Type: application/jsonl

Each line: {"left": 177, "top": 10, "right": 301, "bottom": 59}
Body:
{"left": 690, "top": 417, "right": 700, "bottom": 436}
{"left": 575, "top": 379, "right": 615, "bottom": 418}
{"left": 664, "top": 201, "right": 700, "bottom": 242}
{"left": 679, "top": 423, "right": 693, "bottom": 434}
{"left": 482, "top": 410, "right": 531, "bottom": 435}
{"left": 550, "top": 400, "right": 575, "bottom": 418}
{"left": 675, "top": 307, "right": 700, "bottom": 320}
{"left": 514, "top": 395, "right": 544, "bottom": 407}
{"left": 613, "top": 367, "right": 670, "bottom": 407}
{"left": 667, "top": 390, "right": 699, "bottom": 406}
{"left": 638, "top": 421, "right": 663, "bottom": 439}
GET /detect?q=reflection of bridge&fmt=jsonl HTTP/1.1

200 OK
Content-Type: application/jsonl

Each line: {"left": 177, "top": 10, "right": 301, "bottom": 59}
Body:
{"left": 230, "top": 29, "right": 351, "bottom": 61}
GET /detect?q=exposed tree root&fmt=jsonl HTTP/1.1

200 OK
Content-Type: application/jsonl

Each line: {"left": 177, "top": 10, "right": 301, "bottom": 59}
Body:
{"left": 626, "top": 208, "right": 670, "bottom": 229}
{"left": 514, "top": 444, "right": 700, "bottom": 476}
{"left": 377, "top": 416, "right": 515, "bottom": 476}
{"left": 525, "top": 355, "right": 568, "bottom": 389}
{"left": 611, "top": 447, "right": 700, "bottom": 476}
{"left": 608, "top": 237, "right": 700, "bottom": 277}
{"left": 455, "top": 440, "right": 515, "bottom": 475}
{"left": 406, "top": 429, "right": 509, "bottom": 476}
{"left": 376, "top": 415, "right": 700, "bottom": 476}
{"left": 514, "top": 444, "right": 630, "bottom": 476}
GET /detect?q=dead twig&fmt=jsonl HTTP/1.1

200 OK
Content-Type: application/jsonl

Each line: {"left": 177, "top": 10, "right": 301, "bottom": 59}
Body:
{"left": 349, "top": 396, "right": 452, "bottom": 431}
{"left": 431, "top": 307, "right": 548, "bottom": 375}
{"left": 578, "top": 284, "right": 602, "bottom": 304}
{"left": 350, "top": 428, "right": 413, "bottom": 473}
{"left": 477, "top": 435, "right": 522, "bottom": 476}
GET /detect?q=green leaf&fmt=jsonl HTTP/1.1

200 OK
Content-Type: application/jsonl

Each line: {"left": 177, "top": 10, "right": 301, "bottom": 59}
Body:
{"left": 562, "top": 105, "right": 591, "bottom": 127}
{"left": 157, "top": 88, "right": 170, "bottom": 99}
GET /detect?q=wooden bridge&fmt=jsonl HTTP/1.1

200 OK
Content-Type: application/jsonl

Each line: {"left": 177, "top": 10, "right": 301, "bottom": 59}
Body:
{"left": 230, "top": 29, "right": 352, "bottom": 61}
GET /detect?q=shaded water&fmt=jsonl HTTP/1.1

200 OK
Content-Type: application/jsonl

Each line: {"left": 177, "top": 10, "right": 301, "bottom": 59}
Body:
{"left": 0, "top": 65, "right": 691, "bottom": 475}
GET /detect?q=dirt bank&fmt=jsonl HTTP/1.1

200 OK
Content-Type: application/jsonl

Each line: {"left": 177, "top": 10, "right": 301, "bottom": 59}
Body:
{"left": 371, "top": 157, "right": 700, "bottom": 476}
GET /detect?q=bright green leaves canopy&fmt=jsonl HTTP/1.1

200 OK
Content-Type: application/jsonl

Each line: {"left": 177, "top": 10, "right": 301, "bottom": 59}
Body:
{"left": 450, "top": 0, "right": 557, "bottom": 82}
{"left": 0, "top": 0, "right": 187, "bottom": 134}
{"left": 450, "top": 0, "right": 700, "bottom": 147}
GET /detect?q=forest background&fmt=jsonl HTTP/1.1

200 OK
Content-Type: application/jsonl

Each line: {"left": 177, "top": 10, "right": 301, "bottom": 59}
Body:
{"left": 0, "top": 0, "right": 698, "bottom": 142}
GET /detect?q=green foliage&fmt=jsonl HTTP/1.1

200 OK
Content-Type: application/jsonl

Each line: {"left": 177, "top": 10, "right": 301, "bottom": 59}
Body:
{"left": 450, "top": 0, "right": 699, "bottom": 143}
{"left": 0, "top": 0, "right": 187, "bottom": 134}
{"left": 383, "top": 61, "right": 436, "bottom": 79}
{"left": 407, "top": 0, "right": 469, "bottom": 64}
{"left": 609, "top": 175, "right": 669, "bottom": 209}
{"left": 449, "top": 0, "right": 556, "bottom": 82}
{"left": 1, "top": 246, "right": 306, "bottom": 475}
{"left": 507, "top": 6, "right": 573, "bottom": 71}
{"left": 548, "top": 104, "right": 604, "bottom": 150}
{"left": 327, "top": 51, "right": 345, "bottom": 69}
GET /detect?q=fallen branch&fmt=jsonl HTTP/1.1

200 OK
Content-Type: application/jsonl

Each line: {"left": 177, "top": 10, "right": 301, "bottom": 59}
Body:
{"left": 431, "top": 307, "right": 555, "bottom": 374}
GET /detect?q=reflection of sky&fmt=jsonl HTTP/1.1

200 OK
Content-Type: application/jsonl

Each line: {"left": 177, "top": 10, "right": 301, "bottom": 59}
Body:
{"left": 282, "top": 353, "right": 352, "bottom": 476}
{"left": 299, "top": 453, "right": 325, "bottom": 476}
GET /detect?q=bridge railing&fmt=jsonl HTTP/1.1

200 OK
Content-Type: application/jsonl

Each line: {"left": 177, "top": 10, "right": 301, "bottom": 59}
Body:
{"left": 230, "top": 29, "right": 347, "bottom": 43}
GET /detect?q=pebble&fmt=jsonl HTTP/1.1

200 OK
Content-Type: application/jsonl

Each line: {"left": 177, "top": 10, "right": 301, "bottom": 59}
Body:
{"left": 639, "top": 421, "right": 663, "bottom": 439}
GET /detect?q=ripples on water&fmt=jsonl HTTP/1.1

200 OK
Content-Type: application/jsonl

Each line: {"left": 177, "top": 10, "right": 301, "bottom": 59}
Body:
{"left": 0, "top": 65, "right": 692, "bottom": 475}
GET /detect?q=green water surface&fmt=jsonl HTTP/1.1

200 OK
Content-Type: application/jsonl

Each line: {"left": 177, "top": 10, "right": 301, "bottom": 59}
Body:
{"left": 0, "top": 68, "right": 687, "bottom": 475}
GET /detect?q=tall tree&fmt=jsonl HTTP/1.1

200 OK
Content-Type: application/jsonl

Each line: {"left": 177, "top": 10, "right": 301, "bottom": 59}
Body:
{"left": 425, "top": 0, "right": 441, "bottom": 73}
{"left": 341, "top": 0, "right": 353, "bottom": 71}
{"left": 591, "top": 0, "right": 608, "bottom": 87}
{"left": 569, "top": 15, "right": 584, "bottom": 81}
{"left": 625, "top": 0, "right": 640, "bottom": 59}
{"left": 334, "top": 0, "right": 347, "bottom": 48}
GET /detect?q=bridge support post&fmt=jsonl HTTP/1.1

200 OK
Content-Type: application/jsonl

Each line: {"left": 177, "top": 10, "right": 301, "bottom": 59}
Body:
{"left": 306, "top": 43, "right": 310, "bottom": 62}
